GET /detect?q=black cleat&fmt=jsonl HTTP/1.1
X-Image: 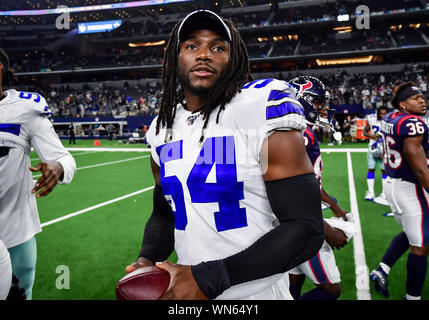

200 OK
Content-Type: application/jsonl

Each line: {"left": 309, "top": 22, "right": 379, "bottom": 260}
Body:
{"left": 370, "top": 268, "right": 389, "bottom": 298}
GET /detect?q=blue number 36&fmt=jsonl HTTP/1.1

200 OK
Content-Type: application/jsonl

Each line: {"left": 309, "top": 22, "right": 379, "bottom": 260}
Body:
{"left": 156, "top": 136, "right": 247, "bottom": 232}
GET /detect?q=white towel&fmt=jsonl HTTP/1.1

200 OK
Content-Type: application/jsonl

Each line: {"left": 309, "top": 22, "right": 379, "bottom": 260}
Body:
{"left": 324, "top": 213, "right": 356, "bottom": 242}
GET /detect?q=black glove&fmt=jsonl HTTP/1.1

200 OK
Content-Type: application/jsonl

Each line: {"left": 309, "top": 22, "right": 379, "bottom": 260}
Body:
{"left": 6, "top": 274, "right": 26, "bottom": 300}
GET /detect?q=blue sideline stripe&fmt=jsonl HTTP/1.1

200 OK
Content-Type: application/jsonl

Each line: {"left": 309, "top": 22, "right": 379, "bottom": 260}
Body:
{"left": 0, "top": 124, "right": 21, "bottom": 136}
{"left": 266, "top": 101, "right": 303, "bottom": 120}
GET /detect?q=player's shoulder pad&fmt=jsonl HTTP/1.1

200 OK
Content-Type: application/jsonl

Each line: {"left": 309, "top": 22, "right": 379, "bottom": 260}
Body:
{"left": 17, "top": 91, "right": 52, "bottom": 117}
{"left": 239, "top": 78, "right": 305, "bottom": 127}
{"left": 396, "top": 114, "right": 427, "bottom": 137}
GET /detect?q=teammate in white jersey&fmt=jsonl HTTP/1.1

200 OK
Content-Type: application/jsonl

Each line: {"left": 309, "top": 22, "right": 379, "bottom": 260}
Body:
{"left": 363, "top": 106, "right": 388, "bottom": 204}
{"left": 0, "top": 48, "right": 76, "bottom": 299}
{"left": 125, "top": 10, "right": 324, "bottom": 300}
{"left": 0, "top": 239, "right": 12, "bottom": 300}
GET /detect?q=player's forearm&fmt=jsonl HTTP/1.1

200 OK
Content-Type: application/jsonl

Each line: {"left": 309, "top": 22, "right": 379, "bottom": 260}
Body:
{"left": 321, "top": 187, "right": 337, "bottom": 209}
{"left": 405, "top": 140, "right": 429, "bottom": 188}
{"left": 412, "top": 167, "right": 429, "bottom": 189}
{"left": 32, "top": 117, "right": 76, "bottom": 184}
{"left": 191, "top": 173, "right": 324, "bottom": 299}
{"left": 138, "top": 184, "right": 175, "bottom": 263}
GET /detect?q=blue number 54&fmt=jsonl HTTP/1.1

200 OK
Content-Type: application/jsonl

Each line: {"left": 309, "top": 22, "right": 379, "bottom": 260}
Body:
{"left": 156, "top": 136, "right": 247, "bottom": 232}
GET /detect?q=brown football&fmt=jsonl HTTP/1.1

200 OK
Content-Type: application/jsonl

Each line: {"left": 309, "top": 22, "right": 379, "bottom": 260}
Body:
{"left": 116, "top": 266, "right": 170, "bottom": 300}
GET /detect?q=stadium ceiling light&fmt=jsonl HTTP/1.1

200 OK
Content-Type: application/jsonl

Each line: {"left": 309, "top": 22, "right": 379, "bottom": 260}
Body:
{"left": 337, "top": 14, "right": 350, "bottom": 22}
{"left": 333, "top": 26, "right": 353, "bottom": 31}
{"left": 409, "top": 23, "right": 421, "bottom": 28}
{"left": 0, "top": 0, "right": 191, "bottom": 16}
{"left": 315, "top": 55, "right": 374, "bottom": 66}
{"left": 129, "top": 40, "right": 166, "bottom": 47}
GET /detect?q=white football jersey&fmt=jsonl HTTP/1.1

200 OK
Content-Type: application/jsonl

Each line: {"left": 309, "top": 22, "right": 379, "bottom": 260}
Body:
{"left": 366, "top": 113, "right": 381, "bottom": 148}
{"left": 146, "top": 78, "right": 306, "bottom": 299}
{"left": 0, "top": 238, "right": 11, "bottom": 300}
{"left": 0, "top": 89, "right": 76, "bottom": 248}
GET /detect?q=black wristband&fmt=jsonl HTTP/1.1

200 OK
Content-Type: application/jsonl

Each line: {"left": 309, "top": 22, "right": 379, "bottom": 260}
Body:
{"left": 191, "top": 260, "right": 231, "bottom": 300}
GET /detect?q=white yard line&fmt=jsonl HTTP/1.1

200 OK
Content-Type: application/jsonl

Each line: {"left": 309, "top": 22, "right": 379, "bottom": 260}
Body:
{"left": 41, "top": 185, "right": 155, "bottom": 228}
{"left": 65, "top": 147, "right": 151, "bottom": 152}
{"left": 347, "top": 151, "right": 371, "bottom": 300}
{"left": 32, "top": 155, "right": 150, "bottom": 178}
{"left": 321, "top": 148, "right": 367, "bottom": 153}
{"left": 30, "top": 151, "right": 98, "bottom": 161}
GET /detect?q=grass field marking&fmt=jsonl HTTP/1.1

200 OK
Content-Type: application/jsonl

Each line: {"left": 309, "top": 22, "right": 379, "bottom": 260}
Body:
{"left": 321, "top": 148, "right": 367, "bottom": 153}
{"left": 30, "top": 151, "right": 98, "bottom": 161}
{"left": 40, "top": 185, "right": 155, "bottom": 228}
{"left": 65, "top": 147, "right": 151, "bottom": 152}
{"left": 32, "top": 155, "right": 150, "bottom": 178}
{"left": 347, "top": 151, "right": 371, "bottom": 300}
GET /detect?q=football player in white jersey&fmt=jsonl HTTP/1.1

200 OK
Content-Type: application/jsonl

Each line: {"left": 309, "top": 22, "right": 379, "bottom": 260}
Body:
{"left": 125, "top": 10, "right": 324, "bottom": 300}
{"left": 0, "top": 48, "right": 76, "bottom": 299}
{"left": 0, "top": 239, "right": 12, "bottom": 300}
{"left": 363, "top": 106, "right": 389, "bottom": 204}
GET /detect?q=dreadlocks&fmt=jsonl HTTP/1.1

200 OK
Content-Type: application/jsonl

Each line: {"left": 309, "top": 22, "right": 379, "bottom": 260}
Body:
{"left": 0, "top": 48, "right": 16, "bottom": 88}
{"left": 156, "top": 18, "right": 253, "bottom": 143}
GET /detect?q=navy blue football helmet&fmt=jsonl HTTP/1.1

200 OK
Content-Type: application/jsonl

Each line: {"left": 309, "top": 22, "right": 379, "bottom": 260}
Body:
{"left": 288, "top": 75, "right": 332, "bottom": 125}
{"left": 289, "top": 76, "right": 342, "bottom": 142}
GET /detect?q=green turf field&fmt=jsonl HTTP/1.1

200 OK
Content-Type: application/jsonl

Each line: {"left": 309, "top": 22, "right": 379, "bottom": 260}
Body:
{"left": 29, "top": 139, "right": 429, "bottom": 300}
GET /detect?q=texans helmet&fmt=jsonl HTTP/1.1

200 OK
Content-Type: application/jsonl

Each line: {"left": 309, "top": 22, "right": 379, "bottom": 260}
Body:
{"left": 288, "top": 76, "right": 332, "bottom": 125}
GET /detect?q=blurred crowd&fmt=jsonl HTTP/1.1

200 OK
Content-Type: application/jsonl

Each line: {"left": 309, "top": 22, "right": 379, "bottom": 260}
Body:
{"left": 10, "top": 62, "right": 427, "bottom": 122}
{"left": 14, "top": 80, "right": 163, "bottom": 119}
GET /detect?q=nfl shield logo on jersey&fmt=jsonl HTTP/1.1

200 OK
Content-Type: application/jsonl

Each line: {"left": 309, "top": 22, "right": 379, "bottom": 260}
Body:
{"left": 186, "top": 114, "right": 199, "bottom": 126}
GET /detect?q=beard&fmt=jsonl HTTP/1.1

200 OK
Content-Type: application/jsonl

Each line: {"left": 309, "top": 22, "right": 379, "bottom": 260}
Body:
{"left": 177, "top": 66, "right": 222, "bottom": 98}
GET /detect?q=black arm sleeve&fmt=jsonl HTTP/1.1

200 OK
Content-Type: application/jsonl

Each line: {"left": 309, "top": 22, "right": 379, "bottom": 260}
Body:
{"left": 191, "top": 173, "right": 324, "bottom": 299}
{"left": 138, "top": 184, "right": 175, "bottom": 263}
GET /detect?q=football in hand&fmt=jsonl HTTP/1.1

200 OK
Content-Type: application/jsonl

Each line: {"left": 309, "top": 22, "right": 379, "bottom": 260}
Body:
{"left": 116, "top": 266, "right": 170, "bottom": 300}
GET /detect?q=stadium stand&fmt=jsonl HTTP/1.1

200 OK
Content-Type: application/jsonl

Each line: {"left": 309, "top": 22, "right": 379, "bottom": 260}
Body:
{"left": 1, "top": 0, "right": 429, "bottom": 139}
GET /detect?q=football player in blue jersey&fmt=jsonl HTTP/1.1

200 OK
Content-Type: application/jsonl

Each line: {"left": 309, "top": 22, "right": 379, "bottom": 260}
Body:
{"left": 125, "top": 10, "right": 324, "bottom": 300}
{"left": 288, "top": 76, "right": 354, "bottom": 300}
{"left": 370, "top": 82, "right": 429, "bottom": 300}
{"left": 0, "top": 48, "right": 76, "bottom": 299}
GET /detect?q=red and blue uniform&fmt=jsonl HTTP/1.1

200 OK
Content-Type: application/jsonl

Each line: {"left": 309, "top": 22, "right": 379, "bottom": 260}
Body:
{"left": 304, "top": 126, "right": 322, "bottom": 186}
{"left": 381, "top": 111, "right": 429, "bottom": 247}
{"left": 381, "top": 111, "right": 429, "bottom": 184}
{"left": 289, "top": 125, "right": 342, "bottom": 285}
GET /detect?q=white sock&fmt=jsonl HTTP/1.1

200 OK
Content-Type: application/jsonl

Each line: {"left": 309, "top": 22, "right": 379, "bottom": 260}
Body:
{"left": 367, "top": 179, "right": 375, "bottom": 194}
{"left": 405, "top": 294, "right": 421, "bottom": 300}
{"left": 379, "top": 262, "right": 390, "bottom": 275}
